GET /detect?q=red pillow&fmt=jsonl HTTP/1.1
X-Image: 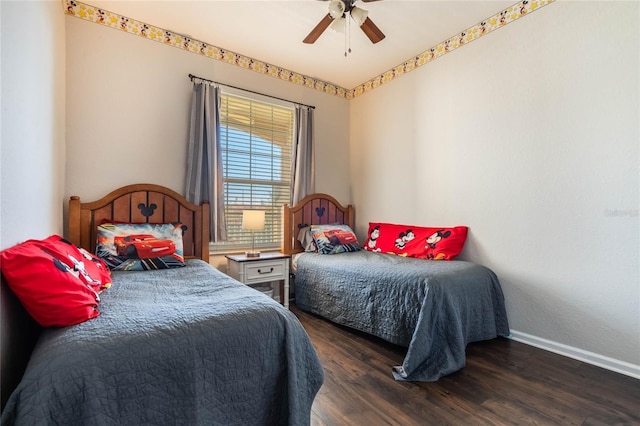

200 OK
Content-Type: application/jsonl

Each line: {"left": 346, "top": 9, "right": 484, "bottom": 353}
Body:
{"left": 42, "top": 235, "right": 112, "bottom": 293}
{"left": 362, "top": 222, "right": 468, "bottom": 260}
{"left": 0, "top": 236, "right": 105, "bottom": 327}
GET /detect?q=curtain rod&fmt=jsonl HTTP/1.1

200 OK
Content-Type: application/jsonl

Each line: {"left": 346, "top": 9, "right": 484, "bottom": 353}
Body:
{"left": 188, "top": 74, "right": 315, "bottom": 110}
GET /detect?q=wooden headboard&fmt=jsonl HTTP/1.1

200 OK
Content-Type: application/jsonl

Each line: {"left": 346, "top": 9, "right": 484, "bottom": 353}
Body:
{"left": 282, "top": 193, "right": 354, "bottom": 255}
{"left": 68, "top": 183, "right": 210, "bottom": 263}
{"left": 0, "top": 184, "right": 209, "bottom": 413}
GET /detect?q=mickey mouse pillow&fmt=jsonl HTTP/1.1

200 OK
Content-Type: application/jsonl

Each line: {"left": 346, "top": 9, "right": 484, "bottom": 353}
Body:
{"left": 362, "top": 222, "right": 468, "bottom": 260}
{"left": 0, "top": 235, "right": 111, "bottom": 327}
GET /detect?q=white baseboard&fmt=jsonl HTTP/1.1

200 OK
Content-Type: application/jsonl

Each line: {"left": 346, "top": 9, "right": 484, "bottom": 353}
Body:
{"left": 508, "top": 330, "right": 640, "bottom": 380}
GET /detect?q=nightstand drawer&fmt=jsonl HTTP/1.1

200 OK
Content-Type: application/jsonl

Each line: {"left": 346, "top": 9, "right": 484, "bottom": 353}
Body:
{"left": 244, "top": 261, "right": 286, "bottom": 283}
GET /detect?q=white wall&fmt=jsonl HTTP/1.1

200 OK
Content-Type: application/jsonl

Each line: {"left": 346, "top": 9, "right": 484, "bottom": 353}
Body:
{"left": 350, "top": 1, "right": 639, "bottom": 369}
{"left": 0, "top": 1, "right": 66, "bottom": 249}
{"left": 65, "top": 17, "right": 351, "bottom": 206}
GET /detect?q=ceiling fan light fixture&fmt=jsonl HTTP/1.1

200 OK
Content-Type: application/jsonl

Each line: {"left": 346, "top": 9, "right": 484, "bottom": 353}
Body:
{"left": 350, "top": 6, "right": 368, "bottom": 26}
{"left": 328, "top": 0, "right": 346, "bottom": 19}
{"left": 330, "top": 16, "right": 346, "bottom": 33}
{"left": 303, "top": 0, "right": 385, "bottom": 46}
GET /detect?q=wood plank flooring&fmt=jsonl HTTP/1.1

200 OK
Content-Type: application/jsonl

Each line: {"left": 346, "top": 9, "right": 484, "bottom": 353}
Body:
{"left": 290, "top": 305, "right": 640, "bottom": 426}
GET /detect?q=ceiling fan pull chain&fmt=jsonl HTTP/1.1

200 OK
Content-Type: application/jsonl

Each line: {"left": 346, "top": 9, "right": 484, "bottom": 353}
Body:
{"left": 346, "top": 12, "right": 351, "bottom": 57}
{"left": 344, "top": 16, "right": 348, "bottom": 57}
{"left": 348, "top": 14, "right": 352, "bottom": 55}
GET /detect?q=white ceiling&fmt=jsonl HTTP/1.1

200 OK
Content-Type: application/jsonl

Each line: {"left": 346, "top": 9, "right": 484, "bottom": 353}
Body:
{"left": 82, "top": 0, "right": 516, "bottom": 89}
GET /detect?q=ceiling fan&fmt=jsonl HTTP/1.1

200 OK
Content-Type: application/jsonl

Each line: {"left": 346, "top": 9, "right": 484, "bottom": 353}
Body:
{"left": 303, "top": 0, "right": 386, "bottom": 45}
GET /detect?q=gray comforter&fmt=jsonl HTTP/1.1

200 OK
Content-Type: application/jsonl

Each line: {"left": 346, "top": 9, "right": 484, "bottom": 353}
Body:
{"left": 2, "top": 260, "right": 323, "bottom": 426}
{"left": 294, "top": 251, "right": 509, "bottom": 381}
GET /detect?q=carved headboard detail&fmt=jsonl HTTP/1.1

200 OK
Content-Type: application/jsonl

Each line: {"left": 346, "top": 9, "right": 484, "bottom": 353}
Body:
{"left": 68, "top": 183, "right": 210, "bottom": 263}
{"left": 282, "top": 193, "right": 354, "bottom": 255}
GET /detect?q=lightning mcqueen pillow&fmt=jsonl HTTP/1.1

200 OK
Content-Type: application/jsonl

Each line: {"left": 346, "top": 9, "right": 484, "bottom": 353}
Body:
{"left": 362, "top": 222, "right": 468, "bottom": 260}
{"left": 310, "top": 224, "right": 361, "bottom": 254}
{"left": 96, "top": 222, "right": 185, "bottom": 270}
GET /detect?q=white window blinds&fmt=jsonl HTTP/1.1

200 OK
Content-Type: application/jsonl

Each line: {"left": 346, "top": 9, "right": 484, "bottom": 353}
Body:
{"left": 211, "top": 93, "right": 294, "bottom": 251}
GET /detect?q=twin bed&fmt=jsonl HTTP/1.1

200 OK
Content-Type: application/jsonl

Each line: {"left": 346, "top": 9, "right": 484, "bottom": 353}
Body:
{"left": 1, "top": 184, "right": 323, "bottom": 425}
{"left": 282, "top": 193, "right": 510, "bottom": 382}
{"left": 1, "top": 186, "right": 510, "bottom": 424}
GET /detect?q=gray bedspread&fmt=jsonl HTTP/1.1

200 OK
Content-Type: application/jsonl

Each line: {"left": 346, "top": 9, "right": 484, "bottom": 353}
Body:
{"left": 2, "top": 260, "right": 323, "bottom": 426}
{"left": 294, "top": 251, "right": 509, "bottom": 381}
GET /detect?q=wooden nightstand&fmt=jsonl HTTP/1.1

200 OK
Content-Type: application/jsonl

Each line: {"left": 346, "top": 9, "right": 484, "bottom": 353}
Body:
{"left": 226, "top": 252, "right": 290, "bottom": 309}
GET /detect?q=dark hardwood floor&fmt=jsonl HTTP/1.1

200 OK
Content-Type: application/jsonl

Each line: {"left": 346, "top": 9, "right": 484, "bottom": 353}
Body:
{"left": 290, "top": 305, "right": 640, "bottom": 426}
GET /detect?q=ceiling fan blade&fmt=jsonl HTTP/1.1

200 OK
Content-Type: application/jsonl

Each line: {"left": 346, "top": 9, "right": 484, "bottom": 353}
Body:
{"left": 303, "top": 13, "right": 334, "bottom": 44}
{"left": 360, "top": 16, "right": 385, "bottom": 44}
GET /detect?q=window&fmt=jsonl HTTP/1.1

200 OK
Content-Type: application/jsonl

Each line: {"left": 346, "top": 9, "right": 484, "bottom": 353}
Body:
{"left": 211, "top": 92, "right": 294, "bottom": 252}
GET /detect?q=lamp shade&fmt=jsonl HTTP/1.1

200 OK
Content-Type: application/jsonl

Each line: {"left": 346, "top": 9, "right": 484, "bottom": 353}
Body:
{"left": 350, "top": 6, "right": 368, "bottom": 26}
{"left": 242, "top": 210, "right": 265, "bottom": 231}
{"left": 330, "top": 16, "right": 346, "bottom": 33}
{"left": 328, "top": 0, "right": 345, "bottom": 19}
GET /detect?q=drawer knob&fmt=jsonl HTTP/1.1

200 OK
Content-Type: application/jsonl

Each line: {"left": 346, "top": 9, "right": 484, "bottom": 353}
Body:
{"left": 258, "top": 267, "right": 274, "bottom": 274}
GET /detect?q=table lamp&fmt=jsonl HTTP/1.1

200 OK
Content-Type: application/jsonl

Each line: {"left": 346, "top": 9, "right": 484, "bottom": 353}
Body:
{"left": 242, "top": 210, "right": 265, "bottom": 257}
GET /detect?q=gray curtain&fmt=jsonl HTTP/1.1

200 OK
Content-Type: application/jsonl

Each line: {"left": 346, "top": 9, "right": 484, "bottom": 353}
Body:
{"left": 291, "top": 105, "right": 315, "bottom": 205}
{"left": 186, "top": 82, "right": 227, "bottom": 242}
